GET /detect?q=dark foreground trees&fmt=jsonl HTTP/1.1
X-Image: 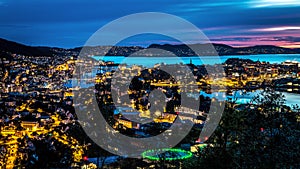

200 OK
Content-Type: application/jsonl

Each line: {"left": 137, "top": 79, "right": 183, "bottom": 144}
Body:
{"left": 183, "top": 88, "right": 300, "bottom": 169}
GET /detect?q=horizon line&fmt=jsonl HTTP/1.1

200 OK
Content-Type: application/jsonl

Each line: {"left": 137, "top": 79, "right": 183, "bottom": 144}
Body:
{"left": 1, "top": 37, "right": 300, "bottom": 50}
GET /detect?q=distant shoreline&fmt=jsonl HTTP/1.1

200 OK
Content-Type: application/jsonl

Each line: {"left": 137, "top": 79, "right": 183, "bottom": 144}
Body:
{"left": 91, "top": 54, "right": 300, "bottom": 67}
{"left": 92, "top": 53, "right": 300, "bottom": 57}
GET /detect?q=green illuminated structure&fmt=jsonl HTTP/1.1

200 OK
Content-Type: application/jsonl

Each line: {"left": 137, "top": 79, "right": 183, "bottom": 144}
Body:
{"left": 142, "top": 148, "right": 193, "bottom": 161}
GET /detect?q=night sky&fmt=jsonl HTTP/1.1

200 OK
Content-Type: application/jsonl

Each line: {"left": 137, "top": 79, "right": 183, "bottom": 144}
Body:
{"left": 1, "top": 0, "right": 300, "bottom": 48}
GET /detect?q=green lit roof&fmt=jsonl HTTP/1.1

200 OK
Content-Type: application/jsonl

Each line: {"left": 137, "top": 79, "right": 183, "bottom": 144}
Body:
{"left": 142, "top": 148, "right": 193, "bottom": 161}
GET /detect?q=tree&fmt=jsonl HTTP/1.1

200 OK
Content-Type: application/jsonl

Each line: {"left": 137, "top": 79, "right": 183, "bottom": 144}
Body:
{"left": 183, "top": 88, "right": 300, "bottom": 168}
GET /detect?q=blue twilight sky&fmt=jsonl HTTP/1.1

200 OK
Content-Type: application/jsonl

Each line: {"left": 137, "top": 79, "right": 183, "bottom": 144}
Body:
{"left": 0, "top": 0, "right": 300, "bottom": 48}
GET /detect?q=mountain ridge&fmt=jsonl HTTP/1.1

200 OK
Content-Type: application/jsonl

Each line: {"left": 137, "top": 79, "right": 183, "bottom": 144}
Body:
{"left": 1, "top": 38, "right": 300, "bottom": 57}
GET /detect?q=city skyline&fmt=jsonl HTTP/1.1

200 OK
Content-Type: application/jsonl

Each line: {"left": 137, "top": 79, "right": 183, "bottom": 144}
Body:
{"left": 0, "top": 0, "right": 300, "bottom": 48}
{"left": 1, "top": 1, "right": 300, "bottom": 168}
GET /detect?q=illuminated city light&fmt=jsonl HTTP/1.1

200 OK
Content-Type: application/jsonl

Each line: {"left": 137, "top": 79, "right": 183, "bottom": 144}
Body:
{"left": 142, "top": 148, "right": 193, "bottom": 161}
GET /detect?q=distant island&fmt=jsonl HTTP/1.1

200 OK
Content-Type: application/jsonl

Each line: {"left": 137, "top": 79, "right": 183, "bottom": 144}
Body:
{"left": 1, "top": 38, "right": 300, "bottom": 57}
